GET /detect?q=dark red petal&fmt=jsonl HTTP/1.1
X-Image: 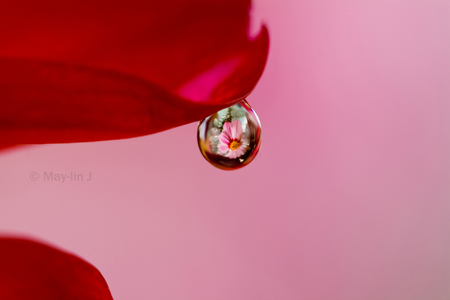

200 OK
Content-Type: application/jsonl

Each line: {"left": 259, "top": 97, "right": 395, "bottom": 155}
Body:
{"left": 0, "top": 144, "right": 18, "bottom": 151}
{"left": 0, "top": 237, "right": 113, "bottom": 300}
{"left": 0, "top": 0, "right": 269, "bottom": 143}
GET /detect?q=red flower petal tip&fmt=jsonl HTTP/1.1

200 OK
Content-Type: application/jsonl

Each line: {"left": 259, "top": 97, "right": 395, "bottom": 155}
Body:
{"left": 0, "top": 237, "right": 113, "bottom": 300}
{"left": 0, "top": 0, "right": 269, "bottom": 144}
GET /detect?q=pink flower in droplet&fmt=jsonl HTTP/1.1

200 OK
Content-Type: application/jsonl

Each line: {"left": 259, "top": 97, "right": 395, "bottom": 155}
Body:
{"left": 218, "top": 120, "right": 249, "bottom": 159}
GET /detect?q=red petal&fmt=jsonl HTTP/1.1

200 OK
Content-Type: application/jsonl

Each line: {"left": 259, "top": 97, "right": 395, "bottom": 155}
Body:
{"left": 0, "top": 0, "right": 269, "bottom": 143}
{"left": 0, "top": 144, "right": 17, "bottom": 151}
{"left": 0, "top": 237, "right": 113, "bottom": 300}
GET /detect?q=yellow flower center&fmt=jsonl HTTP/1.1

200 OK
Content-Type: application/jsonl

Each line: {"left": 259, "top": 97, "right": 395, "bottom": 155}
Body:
{"left": 229, "top": 140, "right": 241, "bottom": 151}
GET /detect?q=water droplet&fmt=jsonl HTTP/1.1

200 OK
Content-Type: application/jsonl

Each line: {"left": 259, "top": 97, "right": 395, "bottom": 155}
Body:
{"left": 197, "top": 99, "right": 262, "bottom": 170}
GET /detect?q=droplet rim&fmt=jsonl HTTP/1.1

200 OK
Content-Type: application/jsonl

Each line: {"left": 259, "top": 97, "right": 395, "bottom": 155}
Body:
{"left": 197, "top": 99, "right": 262, "bottom": 171}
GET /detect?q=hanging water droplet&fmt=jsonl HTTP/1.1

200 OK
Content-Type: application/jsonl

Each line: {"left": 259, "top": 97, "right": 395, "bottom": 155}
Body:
{"left": 197, "top": 99, "right": 262, "bottom": 170}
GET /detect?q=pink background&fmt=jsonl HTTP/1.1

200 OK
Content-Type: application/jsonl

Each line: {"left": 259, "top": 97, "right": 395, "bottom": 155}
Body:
{"left": 1, "top": 1, "right": 450, "bottom": 299}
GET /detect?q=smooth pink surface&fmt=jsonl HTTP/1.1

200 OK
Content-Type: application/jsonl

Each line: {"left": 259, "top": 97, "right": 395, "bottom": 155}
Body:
{"left": 1, "top": 1, "right": 450, "bottom": 299}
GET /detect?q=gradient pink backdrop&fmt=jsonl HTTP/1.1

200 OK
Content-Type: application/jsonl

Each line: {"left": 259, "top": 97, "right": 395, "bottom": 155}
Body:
{"left": 1, "top": 1, "right": 450, "bottom": 299}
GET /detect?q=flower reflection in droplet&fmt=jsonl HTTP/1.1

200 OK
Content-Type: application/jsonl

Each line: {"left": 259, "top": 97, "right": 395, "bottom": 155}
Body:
{"left": 198, "top": 99, "right": 262, "bottom": 170}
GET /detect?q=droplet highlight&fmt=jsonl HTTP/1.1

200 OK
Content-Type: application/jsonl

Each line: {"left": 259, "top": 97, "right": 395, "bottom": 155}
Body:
{"left": 197, "top": 99, "right": 262, "bottom": 170}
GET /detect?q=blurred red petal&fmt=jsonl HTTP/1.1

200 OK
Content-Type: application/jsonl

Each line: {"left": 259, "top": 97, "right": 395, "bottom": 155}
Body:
{"left": 0, "top": 144, "right": 17, "bottom": 151}
{"left": 0, "top": 0, "right": 269, "bottom": 143}
{"left": 0, "top": 237, "right": 113, "bottom": 300}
